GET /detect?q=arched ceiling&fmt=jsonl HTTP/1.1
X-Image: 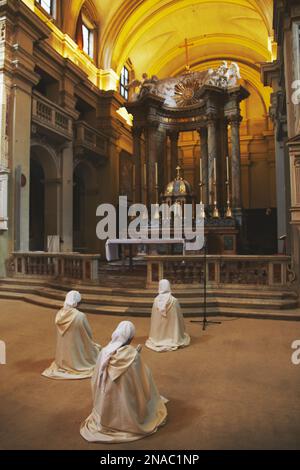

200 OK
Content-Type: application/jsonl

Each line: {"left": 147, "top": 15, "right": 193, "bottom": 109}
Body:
{"left": 63, "top": 0, "right": 274, "bottom": 103}
{"left": 96, "top": 0, "right": 273, "bottom": 75}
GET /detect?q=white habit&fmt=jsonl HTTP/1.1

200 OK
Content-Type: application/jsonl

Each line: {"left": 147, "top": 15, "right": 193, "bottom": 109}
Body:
{"left": 146, "top": 279, "right": 191, "bottom": 352}
{"left": 80, "top": 321, "right": 168, "bottom": 443}
{"left": 42, "top": 291, "right": 101, "bottom": 380}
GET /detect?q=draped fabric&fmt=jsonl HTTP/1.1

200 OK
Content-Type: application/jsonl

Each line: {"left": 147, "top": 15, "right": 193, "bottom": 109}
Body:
{"left": 146, "top": 282, "right": 191, "bottom": 352}
{"left": 42, "top": 308, "right": 101, "bottom": 380}
{"left": 96, "top": 321, "right": 135, "bottom": 389}
{"left": 55, "top": 291, "right": 82, "bottom": 336}
{"left": 156, "top": 279, "right": 173, "bottom": 317}
{"left": 80, "top": 345, "right": 168, "bottom": 443}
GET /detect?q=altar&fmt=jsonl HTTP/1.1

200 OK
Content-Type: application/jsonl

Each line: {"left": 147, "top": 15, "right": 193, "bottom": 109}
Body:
{"left": 106, "top": 238, "right": 186, "bottom": 267}
{"left": 125, "top": 61, "right": 249, "bottom": 254}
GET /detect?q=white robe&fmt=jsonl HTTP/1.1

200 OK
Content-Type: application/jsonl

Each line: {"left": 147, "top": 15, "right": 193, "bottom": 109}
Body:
{"left": 80, "top": 345, "right": 168, "bottom": 443}
{"left": 146, "top": 296, "right": 191, "bottom": 352}
{"left": 42, "top": 308, "right": 100, "bottom": 380}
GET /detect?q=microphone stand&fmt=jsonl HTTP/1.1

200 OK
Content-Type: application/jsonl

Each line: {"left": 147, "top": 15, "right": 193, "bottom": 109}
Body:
{"left": 191, "top": 236, "right": 221, "bottom": 331}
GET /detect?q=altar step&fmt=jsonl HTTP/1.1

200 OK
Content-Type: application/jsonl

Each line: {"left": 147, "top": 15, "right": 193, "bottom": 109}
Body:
{"left": 0, "top": 278, "right": 299, "bottom": 321}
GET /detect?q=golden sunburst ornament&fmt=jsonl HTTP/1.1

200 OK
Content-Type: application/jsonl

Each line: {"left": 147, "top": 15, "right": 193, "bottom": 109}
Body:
{"left": 174, "top": 77, "right": 202, "bottom": 107}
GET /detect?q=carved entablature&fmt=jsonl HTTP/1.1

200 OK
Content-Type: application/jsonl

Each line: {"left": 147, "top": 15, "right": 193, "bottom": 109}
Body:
{"left": 127, "top": 62, "right": 243, "bottom": 110}
{"left": 126, "top": 80, "right": 249, "bottom": 134}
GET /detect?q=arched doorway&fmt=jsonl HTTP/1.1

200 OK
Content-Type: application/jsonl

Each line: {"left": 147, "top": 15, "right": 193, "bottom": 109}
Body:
{"left": 73, "top": 165, "right": 86, "bottom": 251}
{"left": 73, "top": 161, "right": 99, "bottom": 253}
{"left": 30, "top": 144, "right": 59, "bottom": 252}
{"left": 29, "top": 159, "right": 45, "bottom": 251}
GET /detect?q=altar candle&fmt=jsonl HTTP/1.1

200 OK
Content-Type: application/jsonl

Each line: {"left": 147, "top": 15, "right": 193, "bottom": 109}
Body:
{"left": 226, "top": 156, "right": 229, "bottom": 181}
{"left": 200, "top": 158, "right": 203, "bottom": 183}
{"left": 214, "top": 157, "right": 217, "bottom": 182}
{"left": 144, "top": 164, "right": 147, "bottom": 188}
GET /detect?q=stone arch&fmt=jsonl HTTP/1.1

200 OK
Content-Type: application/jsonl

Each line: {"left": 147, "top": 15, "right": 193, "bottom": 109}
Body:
{"left": 30, "top": 143, "right": 60, "bottom": 251}
{"left": 73, "top": 159, "right": 99, "bottom": 252}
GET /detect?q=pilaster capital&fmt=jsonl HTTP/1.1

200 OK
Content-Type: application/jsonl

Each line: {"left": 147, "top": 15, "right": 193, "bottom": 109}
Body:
{"left": 206, "top": 113, "right": 218, "bottom": 126}
{"left": 227, "top": 115, "right": 242, "bottom": 127}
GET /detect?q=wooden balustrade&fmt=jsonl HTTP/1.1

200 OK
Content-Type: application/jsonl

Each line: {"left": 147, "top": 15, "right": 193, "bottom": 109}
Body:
{"left": 146, "top": 255, "right": 296, "bottom": 289}
{"left": 8, "top": 253, "right": 101, "bottom": 283}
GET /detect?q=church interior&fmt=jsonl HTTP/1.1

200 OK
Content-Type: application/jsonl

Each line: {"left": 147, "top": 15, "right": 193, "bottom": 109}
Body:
{"left": 1, "top": 0, "right": 300, "bottom": 451}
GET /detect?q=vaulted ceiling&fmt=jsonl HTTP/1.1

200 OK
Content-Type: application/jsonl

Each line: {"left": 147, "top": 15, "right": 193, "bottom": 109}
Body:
{"left": 63, "top": 0, "right": 274, "bottom": 105}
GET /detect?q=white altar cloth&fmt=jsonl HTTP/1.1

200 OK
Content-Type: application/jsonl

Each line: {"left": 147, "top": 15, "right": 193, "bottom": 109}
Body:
{"left": 105, "top": 238, "right": 186, "bottom": 262}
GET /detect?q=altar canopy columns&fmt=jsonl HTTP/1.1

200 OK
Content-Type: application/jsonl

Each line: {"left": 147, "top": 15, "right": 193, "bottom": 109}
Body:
{"left": 132, "top": 126, "right": 143, "bottom": 203}
{"left": 198, "top": 127, "right": 209, "bottom": 204}
{"left": 207, "top": 116, "right": 218, "bottom": 206}
{"left": 157, "top": 128, "right": 167, "bottom": 196}
{"left": 145, "top": 125, "right": 166, "bottom": 205}
{"left": 228, "top": 115, "right": 243, "bottom": 214}
{"left": 126, "top": 81, "right": 249, "bottom": 218}
{"left": 169, "top": 131, "right": 180, "bottom": 179}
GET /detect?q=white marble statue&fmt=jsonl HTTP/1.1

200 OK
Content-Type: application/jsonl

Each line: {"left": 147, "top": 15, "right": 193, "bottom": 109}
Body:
{"left": 126, "top": 73, "right": 159, "bottom": 100}
{"left": 226, "top": 62, "right": 241, "bottom": 87}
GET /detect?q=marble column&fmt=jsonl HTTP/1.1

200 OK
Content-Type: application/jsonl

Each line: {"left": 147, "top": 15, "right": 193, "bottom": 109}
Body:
{"left": 169, "top": 131, "right": 179, "bottom": 179}
{"left": 146, "top": 125, "right": 159, "bottom": 206}
{"left": 199, "top": 127, "right": 209, "bottom": 204}
{"left": 222, "top": 121, "right": 230, "bottom": 207}
{"left": 207, "top": 117, "right": 218, "bottom": 206}
{"left": 229, "top": 116, "right": 242, "bottom": 212}
{"left": 274, "top": 132, "right": 290, "bottom": 253}
{"left": 132, "top": 127, "right": 143, "bottom": 203}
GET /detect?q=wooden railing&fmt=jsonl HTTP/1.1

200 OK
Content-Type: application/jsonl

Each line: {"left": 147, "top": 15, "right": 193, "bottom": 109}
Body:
{"left": 32, "top": 92, "right": 73, "bottom": 140}
{"left": 146, "top": 255, "right": 296, "bottom": 289}
{"left": 8, "top": 253, "right": 101, "bottom": 283}
{"left": 75, "top": 121, "right": 108, "bottom": 158}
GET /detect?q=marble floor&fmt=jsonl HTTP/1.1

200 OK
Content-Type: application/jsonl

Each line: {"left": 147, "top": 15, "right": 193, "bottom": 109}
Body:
{"left": 0, "top": 299, "right": 300, "bottom": 450}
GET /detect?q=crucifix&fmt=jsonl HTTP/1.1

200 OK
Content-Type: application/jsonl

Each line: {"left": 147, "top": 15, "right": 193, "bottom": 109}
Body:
{"left": 179, "top": 38, "right": 194, "bottom": 72}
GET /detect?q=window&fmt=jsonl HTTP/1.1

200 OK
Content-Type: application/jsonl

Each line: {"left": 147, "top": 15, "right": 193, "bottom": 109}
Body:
{"left": 36, "top": 0, "right": 55, "bottom": 17}
{"left": 120, "top": 66, "right": 129, "bottom": 100}
{"left": 82, "top": 23, "right": 94, "bottom": 59}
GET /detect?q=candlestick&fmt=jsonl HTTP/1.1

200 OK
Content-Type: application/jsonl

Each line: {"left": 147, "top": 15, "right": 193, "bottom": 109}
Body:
{"left": 143, "top": 164, "right": 147, "bottom": 189}
{"left": 214, "top": 157, "right": 217, "bottom": 183}
{"left": 225, "top": 184, "right": 232, "bottom": 217}
{"left": 226, "top": 155, "right": 230, "bottom": 181}
{"left": 200, "top": 158, "right": 203, "bottom": 183}
{"left": 155, "top": 162, "right": 158, "bottom": 186}
{"left": 132, "top": 164, "right": 136, "bottom": 203}
{"left": 213, "top": 157, "right": 219, "bottom": 218}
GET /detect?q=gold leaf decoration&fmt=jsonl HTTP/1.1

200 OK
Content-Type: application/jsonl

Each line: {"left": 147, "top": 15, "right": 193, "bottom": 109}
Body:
{"left": 174, "top": 77, "right": 202, "bottom": 107}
